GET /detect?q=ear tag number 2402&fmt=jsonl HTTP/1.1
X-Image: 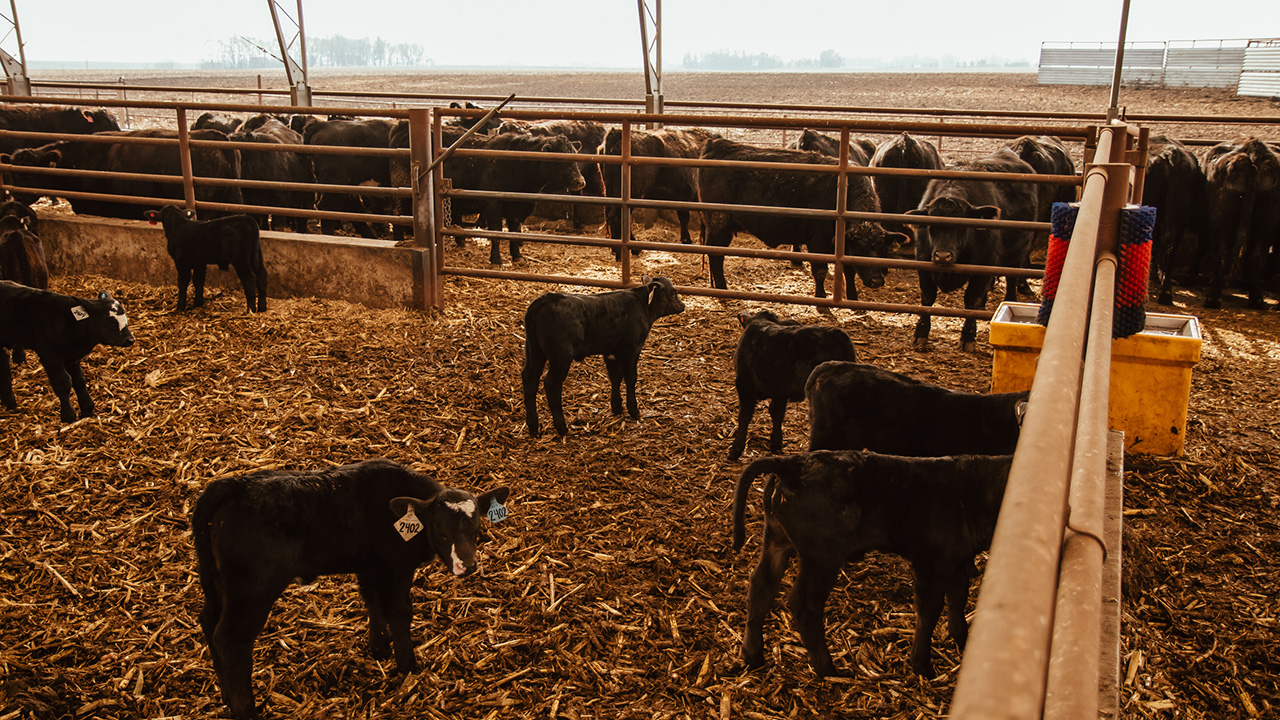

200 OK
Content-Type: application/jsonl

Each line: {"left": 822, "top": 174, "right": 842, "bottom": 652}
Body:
{"left": 395, "top": 506, "right": 423, "bottom": 541}
{"left": 487, "top": 497, "right": 508, "bottom": 523}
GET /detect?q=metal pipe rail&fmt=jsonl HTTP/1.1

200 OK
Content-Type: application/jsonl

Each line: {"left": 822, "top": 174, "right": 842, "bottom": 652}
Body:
{"left": 26, "top": 81, "right": 1279, "bottom": 130}
{"left": 950, "top": 125, "right": 1134, "bottom": 719}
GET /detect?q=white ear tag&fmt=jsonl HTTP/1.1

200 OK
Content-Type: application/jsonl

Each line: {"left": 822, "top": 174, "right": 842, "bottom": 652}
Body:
{"left": 486, "top": 497, "right": 508, "bottom": 523}
{"left": 70, "top": 306, "right": 89, "bottom": 321}
{"left": 395, "top": 506, "right": 423, "bottom": 541}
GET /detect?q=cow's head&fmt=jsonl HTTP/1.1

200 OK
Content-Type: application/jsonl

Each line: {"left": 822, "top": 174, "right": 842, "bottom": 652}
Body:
{"left": 390, "top": 486, "right": 511, "bottom": 577}
{"left": 906, "top": 196, "right": 1000, "bottom": 265}
{"left": 842, "top": 222, "right": 908, "bottom": 293}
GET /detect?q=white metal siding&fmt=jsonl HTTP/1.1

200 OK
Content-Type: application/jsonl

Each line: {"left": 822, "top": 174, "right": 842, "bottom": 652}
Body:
{"left": 1239, "top": 42, "right": 1280, "bottom": 98}
{"left": 1038, "top": 38, "right": 1279, "bottom": 95}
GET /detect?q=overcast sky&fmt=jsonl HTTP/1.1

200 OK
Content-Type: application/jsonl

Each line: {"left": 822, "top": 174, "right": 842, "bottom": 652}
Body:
{"left": 6, "top": 1, "right": 1276, "bottom": 68}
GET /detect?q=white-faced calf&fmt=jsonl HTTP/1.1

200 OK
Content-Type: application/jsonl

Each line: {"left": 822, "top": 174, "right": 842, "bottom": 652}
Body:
{"left": 806, "top": 361, "right": 1027, "bottom": 456}
{"left": 0, "top": 280, "right": 134, "bottom": 422}
{"left": 191, "top": 458, "right": 511, "bottom": 718}
{"left": 732, "top": 450, "right": 1012, "bottom": 678}
{"left": 522, "top": 275, "right": 685, "bottom": 436}
{"left": 145, "top": 205, "right": 268, "bottom": 313}
{"left": 728, "top": 310, "right": 857, "bottom": 460}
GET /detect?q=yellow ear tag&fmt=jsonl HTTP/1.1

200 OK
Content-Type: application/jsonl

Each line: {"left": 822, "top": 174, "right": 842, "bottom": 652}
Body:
{"left": 395, "top": 506, "right": 423, "bottom": 541}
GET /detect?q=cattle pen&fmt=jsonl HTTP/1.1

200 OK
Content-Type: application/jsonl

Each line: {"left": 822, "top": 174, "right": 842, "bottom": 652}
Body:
{"left": 3, "top": 73, "right": 1280, "bottom": 719}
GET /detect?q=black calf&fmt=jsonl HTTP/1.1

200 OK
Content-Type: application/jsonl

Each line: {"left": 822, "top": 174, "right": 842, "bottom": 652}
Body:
{"left": 145, "top": 205, "right": 268, "bottom": 312}
{"left": 191, "top": 458, "right": 511, "bottom": 718}
{"left": 0, "top": 280, "right": 134, "bottom": 422}
{"left": 732, "top": 450, "right": 1011, "bottom": 678}
{"left": 522, "top": 276, "right": 685, "bottom": 436}
{"left": 728, "top": 310, "right": 857, "bottom": 460}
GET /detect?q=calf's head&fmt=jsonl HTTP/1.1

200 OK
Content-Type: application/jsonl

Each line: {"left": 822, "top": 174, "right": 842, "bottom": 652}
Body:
{"left": 390, "top": 486, "right": 511, "bottom": 577}
{"left": 538, "top": 136, "right": 588, "bottom": 194}
{"left": 78, "top": 291, "right": 135, "bottom": 347}
{"left": 640, "top": 275, "right": 686, "bottom": 319}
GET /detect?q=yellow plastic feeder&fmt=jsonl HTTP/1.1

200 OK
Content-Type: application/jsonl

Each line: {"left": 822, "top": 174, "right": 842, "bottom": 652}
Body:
{"left": 989, "top": 302, "right": 1202, "bottom": 456}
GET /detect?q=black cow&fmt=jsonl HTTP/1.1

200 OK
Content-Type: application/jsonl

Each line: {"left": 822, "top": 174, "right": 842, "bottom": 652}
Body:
{"left": 805, "top": 361, "right": 1027, "bottom": 455}
{"left": 444, "top": 131, "right": 587, "bottom": 264}
{"left": 1143, "top": 136, "right": 1207, "bottom": 305}
{"left": 599, "top": 126, "right": 718, "bottom": 255}
{"left": 731, "top": 450, "right": 1012, "bottom": 678}
{"left": 192, "top": 458, "right": 511, "bottom": 718}
{"left": 1200, "top": 137, "right": 1280, "bottom": 309}
{"left": 5, "top": 129, "right": 243, "bottom": 219}
{"left": 499, "top": 119, "right": 607, "bottom": 228}
{"left": 0, "top": 280, "right": 134, "bottom": 422}
{"left": 0, "top": 106, "right": 120, "bottom": 155}
{"left": 445, "top": 101, "right": 504, "bottom": 134}
{"left": 698, "top": 137, "right": 907, "bottom": 300}
{"left": 870, "top": 132, "right": 944, "bottom": 238}
{"left": 191, "top": 112, "right": 244, "bottom": 135}
{"left": 1006, "top": 135, "right": 1077, "bottom": 294}
{"left": 786, "top": 128, "right": 874, "bottom": 166}
{"left": 905, "top": 148, "right": 1040, "bottom": 351}
{"left": 522, "top": 276, "right": 685, "bottom": 436}
{"left": 144, "top": 206, "right": 268, "bottom": 313}
{"left": 228, "top": 115, "right": 314, "bottom": 233}
{"left": 728, "top": 310, "right": 857, "bottom": 461}
{"left": 304, "top": 119, "right": 395, "bottom": 238}
{"left": 387, "top": 122, "right": 470, "bottom": 244}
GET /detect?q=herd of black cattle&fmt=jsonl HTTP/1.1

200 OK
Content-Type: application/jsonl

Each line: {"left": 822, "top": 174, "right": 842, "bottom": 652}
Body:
{"left": 0, "top": 102, "right": 1276, "bottom": 717}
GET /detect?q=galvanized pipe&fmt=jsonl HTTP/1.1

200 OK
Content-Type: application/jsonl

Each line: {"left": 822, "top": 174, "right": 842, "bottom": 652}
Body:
{"left": 950, "top": 126, "right": 1130, "bottom": 719}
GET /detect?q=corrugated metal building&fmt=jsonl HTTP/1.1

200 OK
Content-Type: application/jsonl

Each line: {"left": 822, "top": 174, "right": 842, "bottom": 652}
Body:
{"left": 1239, "top": 39, "right": 1280, "bottom": 98}
{"left": 1038, "top": 38, "right": 1279, "bottom": 98}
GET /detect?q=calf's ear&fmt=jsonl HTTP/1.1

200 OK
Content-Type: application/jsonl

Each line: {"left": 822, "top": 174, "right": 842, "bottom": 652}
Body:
{"left": 478, "top": 486, "right": 511, "bottom": 507}
{"left": 972, "top": 205, "right": 1001, "bottom": 220}
{"left": 389, "top": 496, "right": 430, "bottom": 517}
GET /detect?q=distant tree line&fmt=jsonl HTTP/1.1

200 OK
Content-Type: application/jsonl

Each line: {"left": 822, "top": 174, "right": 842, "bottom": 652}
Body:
{"left": 681, "top": 49, "right": 845, "bottom": 71}
{"left": 202, "top": 35, "right": 430, "bottom": 70}
{"left": 680, "top": 49, "right": 1031, "bottom": 71}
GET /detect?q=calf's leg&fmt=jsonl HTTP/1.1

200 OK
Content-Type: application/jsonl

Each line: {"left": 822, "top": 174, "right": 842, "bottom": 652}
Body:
{"left": 945, "top": 576, "right": 973, "bottom": 653}
{"left": 176, "top": 264, "right": 192, "bottom": 311}
{"left": 910, "top": 573, "right": 948, "bottom": 678}
{"left": 959, "top": 277, "right": 993, "bottom": 352}
{"left": 741, "top": 522, "right": 795, "bottom": 670}
{"left": 65, "top": 360, "right": 95, "bottom": 418}
{"left": 232, "top": 260, "right": 257, "bottom": 313}
{"left": 193, "top": 265, "right": 208, "bottom": 308}
{"left": 622, "top": 354, "right": 641, "bottom": 419}
{"left": 522, "top": 346, "right": 548, "bottom": 437}
{"left": 36, "top": 352, "right": 77, "bottom": 422}
{"left": 788, "top": 556, "right": 845, "bottom": 677}
{"left": 727, "top": 389, "right": 757, "bottom": 461}
{"left": 766, "top": 398, "right": 788, "bottom": 454}
{"left": 381, "top": 573, "right": 420, "bottom": 673}
{"left": 543, "top": 358, "right": 574, "bottom": 436}
{"left": 212, "top": 588, "right": 279, "bottom": 718}
{"left": 604, "top": 354, "right": 625, "bottom": 416}
{"left": 357, "top": 573, "right": 394, "bottom": 660}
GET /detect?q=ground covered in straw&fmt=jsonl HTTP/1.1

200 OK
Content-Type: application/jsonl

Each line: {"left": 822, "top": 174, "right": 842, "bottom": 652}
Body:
{"left": 2, "top": 218, "right": 1278, "bottom": 719}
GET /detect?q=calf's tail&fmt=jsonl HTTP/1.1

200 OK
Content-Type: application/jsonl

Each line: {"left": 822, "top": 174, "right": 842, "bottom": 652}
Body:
{"left": 732, "top": 456, "right": 797, "bottom": 551}
{"left": 190, "top": 478, "right": 245, "bottom": 604}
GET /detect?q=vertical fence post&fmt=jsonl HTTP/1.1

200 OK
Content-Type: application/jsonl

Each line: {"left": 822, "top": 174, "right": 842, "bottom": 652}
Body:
{"left": 409, "top": 108, "right": 441, "bottom": 310}
{"left": 831, "top": 127, "right": 850, "bottom": 303}
{"left": 175, "top": 107, "right": 196, "bottom": 212}
{"left": 620, "top": 120, "right": 633, "bottom": 287}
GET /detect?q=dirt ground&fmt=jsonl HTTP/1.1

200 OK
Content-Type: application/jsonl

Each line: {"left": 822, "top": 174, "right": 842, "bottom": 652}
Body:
{"left": 1, "top": 71, "right": 1278, "bottom": 719}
